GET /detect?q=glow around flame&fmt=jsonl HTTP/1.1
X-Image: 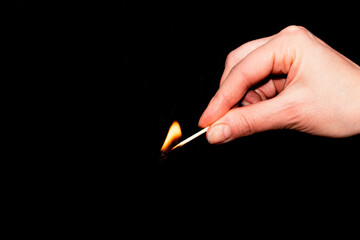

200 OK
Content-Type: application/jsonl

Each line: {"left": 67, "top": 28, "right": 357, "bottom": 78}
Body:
{"left": 160, "top": 121, "right": 182, "bottom": 152}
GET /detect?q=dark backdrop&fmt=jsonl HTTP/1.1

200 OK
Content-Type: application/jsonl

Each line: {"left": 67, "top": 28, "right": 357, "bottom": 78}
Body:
{"left": 11, "top": 1, "right": 359, "bottom": 229}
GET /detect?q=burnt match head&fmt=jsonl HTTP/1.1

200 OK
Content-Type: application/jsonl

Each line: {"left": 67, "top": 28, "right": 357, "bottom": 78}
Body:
{"left": 160, "top": 150, "right": 170, "bottom": 160}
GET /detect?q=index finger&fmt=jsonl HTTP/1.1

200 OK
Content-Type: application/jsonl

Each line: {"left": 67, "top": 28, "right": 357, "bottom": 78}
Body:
{"left": 219, "top": 36, "right": 272, "bottom": 86}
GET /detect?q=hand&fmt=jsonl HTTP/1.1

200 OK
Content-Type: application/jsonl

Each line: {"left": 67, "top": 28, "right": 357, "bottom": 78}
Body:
{"left": 198, "top": 26, "right": 360, "bottom": 144}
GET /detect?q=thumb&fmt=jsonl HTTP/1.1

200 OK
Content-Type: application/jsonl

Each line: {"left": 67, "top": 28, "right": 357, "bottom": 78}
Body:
{"left": 206, "top": 95, "right": 294, "bottom": 144}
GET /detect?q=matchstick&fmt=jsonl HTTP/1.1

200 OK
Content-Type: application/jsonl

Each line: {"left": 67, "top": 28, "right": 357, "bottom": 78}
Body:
{"left": 171, "top": 127, "right": 209, "bottom": 150}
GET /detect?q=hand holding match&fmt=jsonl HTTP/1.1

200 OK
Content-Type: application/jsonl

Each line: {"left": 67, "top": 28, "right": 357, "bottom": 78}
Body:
{"left": 162, "top": 26, "right": 360, "bottom": 157}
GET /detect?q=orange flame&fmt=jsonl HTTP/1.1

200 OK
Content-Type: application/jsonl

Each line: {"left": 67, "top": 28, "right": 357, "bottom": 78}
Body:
{"left": 160, "top": 121, "right": 182, "bottom": 152}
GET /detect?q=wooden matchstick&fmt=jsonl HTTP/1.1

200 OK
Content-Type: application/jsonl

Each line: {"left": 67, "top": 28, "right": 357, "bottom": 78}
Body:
{"left": 171, "top": 127, "right": 209, "bottom": 150}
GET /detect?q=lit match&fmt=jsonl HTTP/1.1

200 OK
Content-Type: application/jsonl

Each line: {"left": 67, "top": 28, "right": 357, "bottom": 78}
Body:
{"left": 171, "top": 127, "right": 208, "bottom": 150}
{"left": 160, "top": 121, "right": 208, "bottom": 158}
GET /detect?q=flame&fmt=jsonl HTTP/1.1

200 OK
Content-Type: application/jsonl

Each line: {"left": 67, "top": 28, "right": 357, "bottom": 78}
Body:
{"left": 160, "top": 121, "right": 182, "bottom": 152}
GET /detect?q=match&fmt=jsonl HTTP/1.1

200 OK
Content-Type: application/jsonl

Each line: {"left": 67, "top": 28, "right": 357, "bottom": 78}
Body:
{"left": 171, "top": 127, "right": 209, "bottom": 150}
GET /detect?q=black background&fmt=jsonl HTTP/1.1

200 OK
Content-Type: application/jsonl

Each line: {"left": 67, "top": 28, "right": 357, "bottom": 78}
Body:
{"left": 10, "top": 1, "right": 360, "bottom": 229}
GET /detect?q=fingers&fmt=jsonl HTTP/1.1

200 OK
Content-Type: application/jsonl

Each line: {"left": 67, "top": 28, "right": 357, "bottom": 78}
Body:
{"left": 199, "top": 26, "right": 315, "bottom": 129}
{"left": 199, "top": 40, "right": 286, "bottom": 128}
{"left": 206, "top": 95, "right": 293, "bottom": 144}
{"left": 241, "top": 90, "right": 262, "bottom": 106}
{"left": 199, "top": 29, "right": 298, "bottom": 128}
{"left": 219, "top": 36, "right": 272, "bottom": 86}
{"left": 241, "top": 77, "right": 286, "bottom": 105}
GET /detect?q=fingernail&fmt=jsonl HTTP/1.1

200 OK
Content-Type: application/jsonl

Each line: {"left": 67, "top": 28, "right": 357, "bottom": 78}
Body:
{"left": 241, "top": 101, "right": 250, "bottom": 106}
{"left": 207, "top": 124, "right": 232, "bottom": 144}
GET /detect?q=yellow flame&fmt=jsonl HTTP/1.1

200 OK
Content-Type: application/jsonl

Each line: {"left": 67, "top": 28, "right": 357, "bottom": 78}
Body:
{"left": 160, "top": 121, "right": 182, "bottom": 152}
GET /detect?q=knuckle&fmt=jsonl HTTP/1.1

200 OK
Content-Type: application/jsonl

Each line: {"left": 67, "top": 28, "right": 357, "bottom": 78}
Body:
{"left": 225, "top": 50, "right": 237, "bottom": 68}
{"left": 277, "top": 25, "right": 314, "bottom": 47}
{"left": 216, "top": 90, "right": 234, "bottom": 110}
{"left": 233, "top": 110, "right": 254, "bottom": 137}
{"left": 281, "top": 25, "right": 306, "bottom": 35}
{"left": 279, "top": 25, "right": 310, "bottom": 40}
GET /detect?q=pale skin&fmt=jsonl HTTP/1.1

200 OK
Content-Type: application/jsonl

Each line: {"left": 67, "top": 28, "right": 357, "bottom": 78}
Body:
{"left": 198, "top": 25, "right": 360, "bottom": 144}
